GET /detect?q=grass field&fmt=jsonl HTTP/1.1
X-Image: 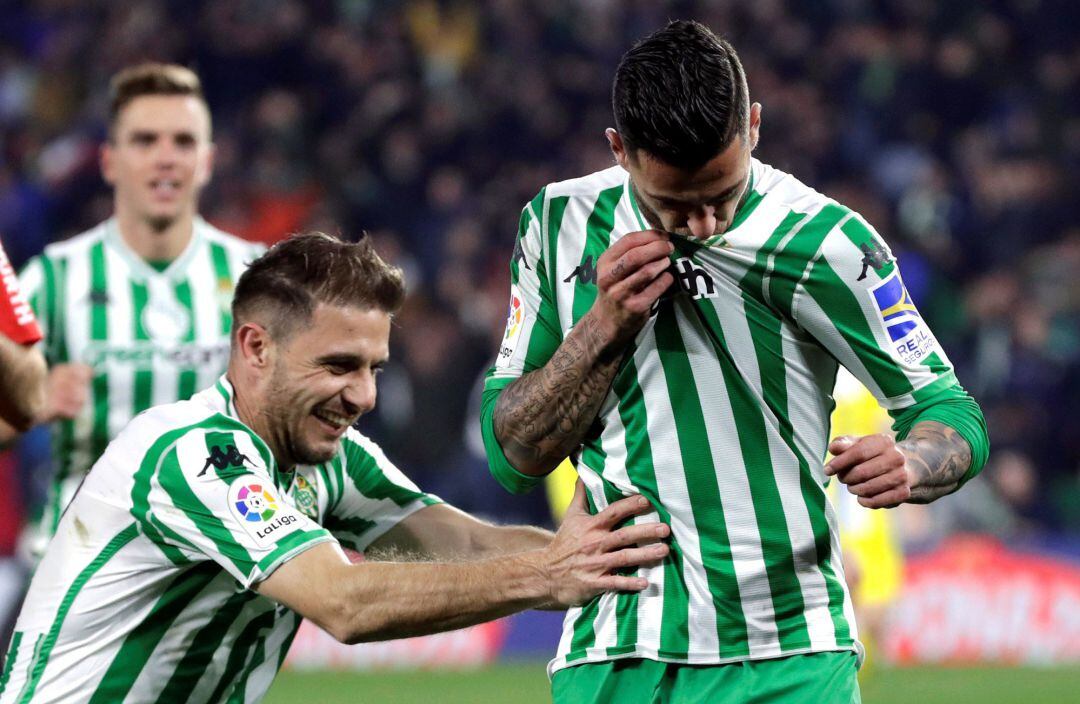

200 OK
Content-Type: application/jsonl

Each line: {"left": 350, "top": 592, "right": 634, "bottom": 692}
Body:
{"left": 264, "top": 663, "right": 1080, "bottom": 703}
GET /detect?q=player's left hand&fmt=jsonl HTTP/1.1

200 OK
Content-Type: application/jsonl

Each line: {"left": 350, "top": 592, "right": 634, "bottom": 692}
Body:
{"left": 824, "top": 434, "right": 911, "bottom": 508}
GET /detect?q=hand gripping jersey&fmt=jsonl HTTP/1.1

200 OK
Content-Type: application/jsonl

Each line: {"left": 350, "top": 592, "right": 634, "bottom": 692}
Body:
{"left": 0, "top": 378, "right": 438, "bottom": 703}
{"left": 17, "top": 219, "right": 264, "bottom": 553}
{"left": 482, "top": 159, "right": 987, "bottom": 676}
{"left": 0, "top": 240, "right": 41, "bottom": 345}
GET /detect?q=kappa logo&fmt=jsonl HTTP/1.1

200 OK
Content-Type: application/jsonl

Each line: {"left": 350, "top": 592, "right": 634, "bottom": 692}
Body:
{"left": 857, "top": 241, "right": 893, "bottom": 281}
{"left": 564, "top": 256, "right": 598, "bottom": 285}
{"left": 88, "top": 289, "right": 110, "bottom": 306}
{"left": 512, "top": 237, "right": 531, "bottom": 271}
{"left": 199, "top": 444, "right": 252, "bottom": 477}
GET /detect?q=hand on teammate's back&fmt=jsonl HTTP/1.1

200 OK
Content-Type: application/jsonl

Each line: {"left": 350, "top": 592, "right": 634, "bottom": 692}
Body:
{"left": 539, "top": 480, "right": 668, "bottom": 607}
{"left": 591, "top": 230, "right": 674, "bottom": 345}
{"left": 825, "top": 434, "right": 912, "bottom": 508}
{"left": 42, "top": 363, "right": 94, "bottom": 422}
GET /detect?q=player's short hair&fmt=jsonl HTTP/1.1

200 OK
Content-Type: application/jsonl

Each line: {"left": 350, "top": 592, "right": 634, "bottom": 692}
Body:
{"left": 108, "top": 63, "right": 210, "bottom": 139}
{"left": 612, "top": 20, "right": 749, "bottom": 171}
{"left": 232, "top": 233, "right": 405, "bottom": 342}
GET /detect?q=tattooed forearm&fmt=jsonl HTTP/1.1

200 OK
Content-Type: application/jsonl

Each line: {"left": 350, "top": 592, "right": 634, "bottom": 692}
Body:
{"left": 494, "top": 311, "right": 628, "bottom": 476}
{"left": 898, "top": 421, "right": 972, "bottom": 503}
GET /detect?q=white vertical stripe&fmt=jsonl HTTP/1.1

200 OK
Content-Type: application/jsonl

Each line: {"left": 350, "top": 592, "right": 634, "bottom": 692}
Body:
{"left": 63, "top": 236, "right": 95, "bottom": 476}
{"left": 103, "top": 244, "right": 135, "bottom": 440}
{"left": 634, "top": 327, "right": 719, "bottom": 658}
{"left": 576, "top": 466, "right": 617, "bottom": 658}
{"left": 554, "top": 194, "right": 597, "bottom": 335}
{"left": 187, "top": 244, "right": 225, "bottom": 391}
{"left": 674, "top": 303, "right": 781, "bottom": 656}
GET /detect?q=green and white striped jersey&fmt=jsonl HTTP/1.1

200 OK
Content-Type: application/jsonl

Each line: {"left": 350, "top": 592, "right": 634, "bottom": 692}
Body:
{"left": 0, "top": 377, "right": 438, "bottom": 703}
{"left": 485, "top": 158, "right": 976, "bottom": 675}
{"left": 18, "top": 218, "right": 264, "bottom": 552}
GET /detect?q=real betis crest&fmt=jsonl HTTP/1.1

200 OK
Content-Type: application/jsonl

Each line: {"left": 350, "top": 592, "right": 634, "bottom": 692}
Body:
{"left": 292, "top": 473, "right": 319, "bottom": 519}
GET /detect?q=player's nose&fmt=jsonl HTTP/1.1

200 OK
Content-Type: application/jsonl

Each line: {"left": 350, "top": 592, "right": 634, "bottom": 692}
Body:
{"left": 342, "top": 372, "right": 377, "bottom": 417}
{"left": 686, "top": 206, "right": 717, "bottom": 240}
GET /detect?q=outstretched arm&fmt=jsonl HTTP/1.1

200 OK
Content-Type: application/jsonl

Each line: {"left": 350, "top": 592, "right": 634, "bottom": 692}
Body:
{"left": 493, "top": 230, "right": 674, "bottom": 476}
{"left": 257, "top": 485, "right": 669, "bottom": 643}
{"left": 366, "top": 503, "right": 553, "bottom": 561}
{"left": 825, "top": 420, "right": 973, "bottom": 507}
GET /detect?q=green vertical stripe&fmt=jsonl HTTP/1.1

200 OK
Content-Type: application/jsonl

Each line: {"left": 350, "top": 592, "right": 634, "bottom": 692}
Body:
{"left": 131, "top": 281, "right": 153, "bottom": 415}
{"left": 653, "top": 308, "right": 749, "bottom": 657}
{"left": 693, "top": 299, "right": 811, "bottom": 650}
{"left": 600, "top": 479, "right": 640, "bottom": 656}
{"left": 209, "top": 242, "right": 234, "bottom": 335}
{"left": 152, "top": 590, "right": 257, "bottom": 704}
{"left": 740, "top": 209, "right": 852, "bottom": 645}
{"left": 89, "top": 242, "right": 110, "bottom": 464}
{"left": 570, "top": 185, "right": 622, "bottom": 325}
{"left": 174, "top": 280, "right": 197, "bottom": 401}
{"left": 204, "top": 610, "right": 276, "bottom": 704}
{"left": 88, "top": 562, "right": 219, "bottom": 703}
{"left": 17, "top": 524, "right": 138, "bottom": 703}
{"left": 545, "top": 195, "right": 570, "bottom": 315}
{"left": 0, "top": 631, "right": 23, "bottom": 694}
{"left": 624, "top": 184, "right": 693, "bottom": 657}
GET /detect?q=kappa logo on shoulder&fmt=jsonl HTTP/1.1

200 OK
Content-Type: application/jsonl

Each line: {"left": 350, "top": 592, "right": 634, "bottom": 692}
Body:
{"left": 199, "top": 444, "right": 252, "bottom": 477}
{"left": 857, "top": 241, "right": 892, "bottom": 281}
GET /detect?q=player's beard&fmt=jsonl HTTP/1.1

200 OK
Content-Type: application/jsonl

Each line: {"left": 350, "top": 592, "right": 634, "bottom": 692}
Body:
{"left": 265, "top": 359, "right": 339, "bottom": 468}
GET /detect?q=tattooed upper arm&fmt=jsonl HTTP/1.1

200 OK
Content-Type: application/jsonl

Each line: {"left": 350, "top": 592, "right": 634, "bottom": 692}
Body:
{"left": 898, "top": 421, "right": 973, "bottom": 503}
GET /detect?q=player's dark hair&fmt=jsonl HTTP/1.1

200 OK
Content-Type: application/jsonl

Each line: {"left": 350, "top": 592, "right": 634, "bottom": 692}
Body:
{"left": 232, "top": 233, "right": 405, "bottom": 341}
{"left": 612, "top": 20, "right": 749, "bottom": 171}
{"left": 108, "top": 63, "right": 210, "bottom": 139}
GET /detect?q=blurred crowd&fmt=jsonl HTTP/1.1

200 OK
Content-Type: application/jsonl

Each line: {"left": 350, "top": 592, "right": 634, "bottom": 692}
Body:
{"left": 1, "top": 0, "right": 1077, "bottom": 540}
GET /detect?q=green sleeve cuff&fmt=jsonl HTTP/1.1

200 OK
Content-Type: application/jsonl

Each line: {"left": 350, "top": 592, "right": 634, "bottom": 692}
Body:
{"left": 480, "top": 380, "right": 546, "bottom": 495}
{"left": 889, "top": 382, "right": 990, "bottom": 489}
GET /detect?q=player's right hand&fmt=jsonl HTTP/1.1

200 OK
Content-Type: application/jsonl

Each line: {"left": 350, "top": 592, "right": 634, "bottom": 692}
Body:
{"left": 539, "top": 480, "right": 669, "bottom": 607}
{"left": 591, "top": 229, "right": 674, "bottom": 344}
{"left": 42, "top": 363, "right": 93, "bottom": 422}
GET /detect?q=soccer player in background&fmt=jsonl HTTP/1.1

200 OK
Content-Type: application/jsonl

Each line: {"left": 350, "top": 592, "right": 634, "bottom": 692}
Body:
{"left": 0, "top": 239, "right": 46, "bottom": 434}
{"left": 1, "top": 63, "right": 263, "bottom": 558}
{"left": 0, "top": 233, "right": 670, "bottom": 703}
{"left": 482, "top": 21, "right": 988, "bottom": 702}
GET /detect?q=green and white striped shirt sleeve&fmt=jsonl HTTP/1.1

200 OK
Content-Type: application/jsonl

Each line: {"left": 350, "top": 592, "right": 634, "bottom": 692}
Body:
{"left": 137, "top": 423, "right": 335, "bottom": 587}
{"left": 481, "top": 189, "right": 564, "bottom": 493}
{"left": 792, "top": 212, "right": 989, "bottom": 479}
{"left": 323, "top": 432, "right": 440, "bottom": 552}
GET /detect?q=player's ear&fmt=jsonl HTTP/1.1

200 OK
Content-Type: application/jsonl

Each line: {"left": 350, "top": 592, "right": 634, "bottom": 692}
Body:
{"left": 748, "top": 102, "right": 762, "bottom": 151}
{"left": 194, "top": 141, "right": 215, "bottom": 189}
{"left": 235, "top": 322, "right": 273, "bottom": 369}
{"left": 100, "top": 142, "right": 117, "bottom": 186}
{"left": 606, "top": 128, "right": 630, "bottom": 170}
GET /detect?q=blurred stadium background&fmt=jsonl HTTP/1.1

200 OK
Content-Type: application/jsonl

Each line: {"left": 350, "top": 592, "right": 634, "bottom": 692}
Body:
{"left": 1, "top": 0, "right": 1078, "bottom": 701}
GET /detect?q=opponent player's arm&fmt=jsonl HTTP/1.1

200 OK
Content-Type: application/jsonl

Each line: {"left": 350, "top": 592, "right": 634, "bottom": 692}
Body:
{"left": 256, "top": 485, "right": 669, "bottom": 643}
{"left": 491, "top": 231, "right": 674, "bottom": 477}
{"left": 0, "top": 334, "right": 47, "bottom": 434}
{"left": 366, "top": 503, "right": 552, "bottom": 561}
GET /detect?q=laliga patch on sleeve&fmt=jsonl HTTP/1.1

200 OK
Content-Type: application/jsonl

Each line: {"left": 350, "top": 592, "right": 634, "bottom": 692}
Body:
{"left": 870, "top": 272, "right": 933, "bottom": 366}
{"left": 495, "top": 283, "right": 526, "bottom": 369}
{"left": 228, "top": 477, "right": 306, "bottom": 548}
